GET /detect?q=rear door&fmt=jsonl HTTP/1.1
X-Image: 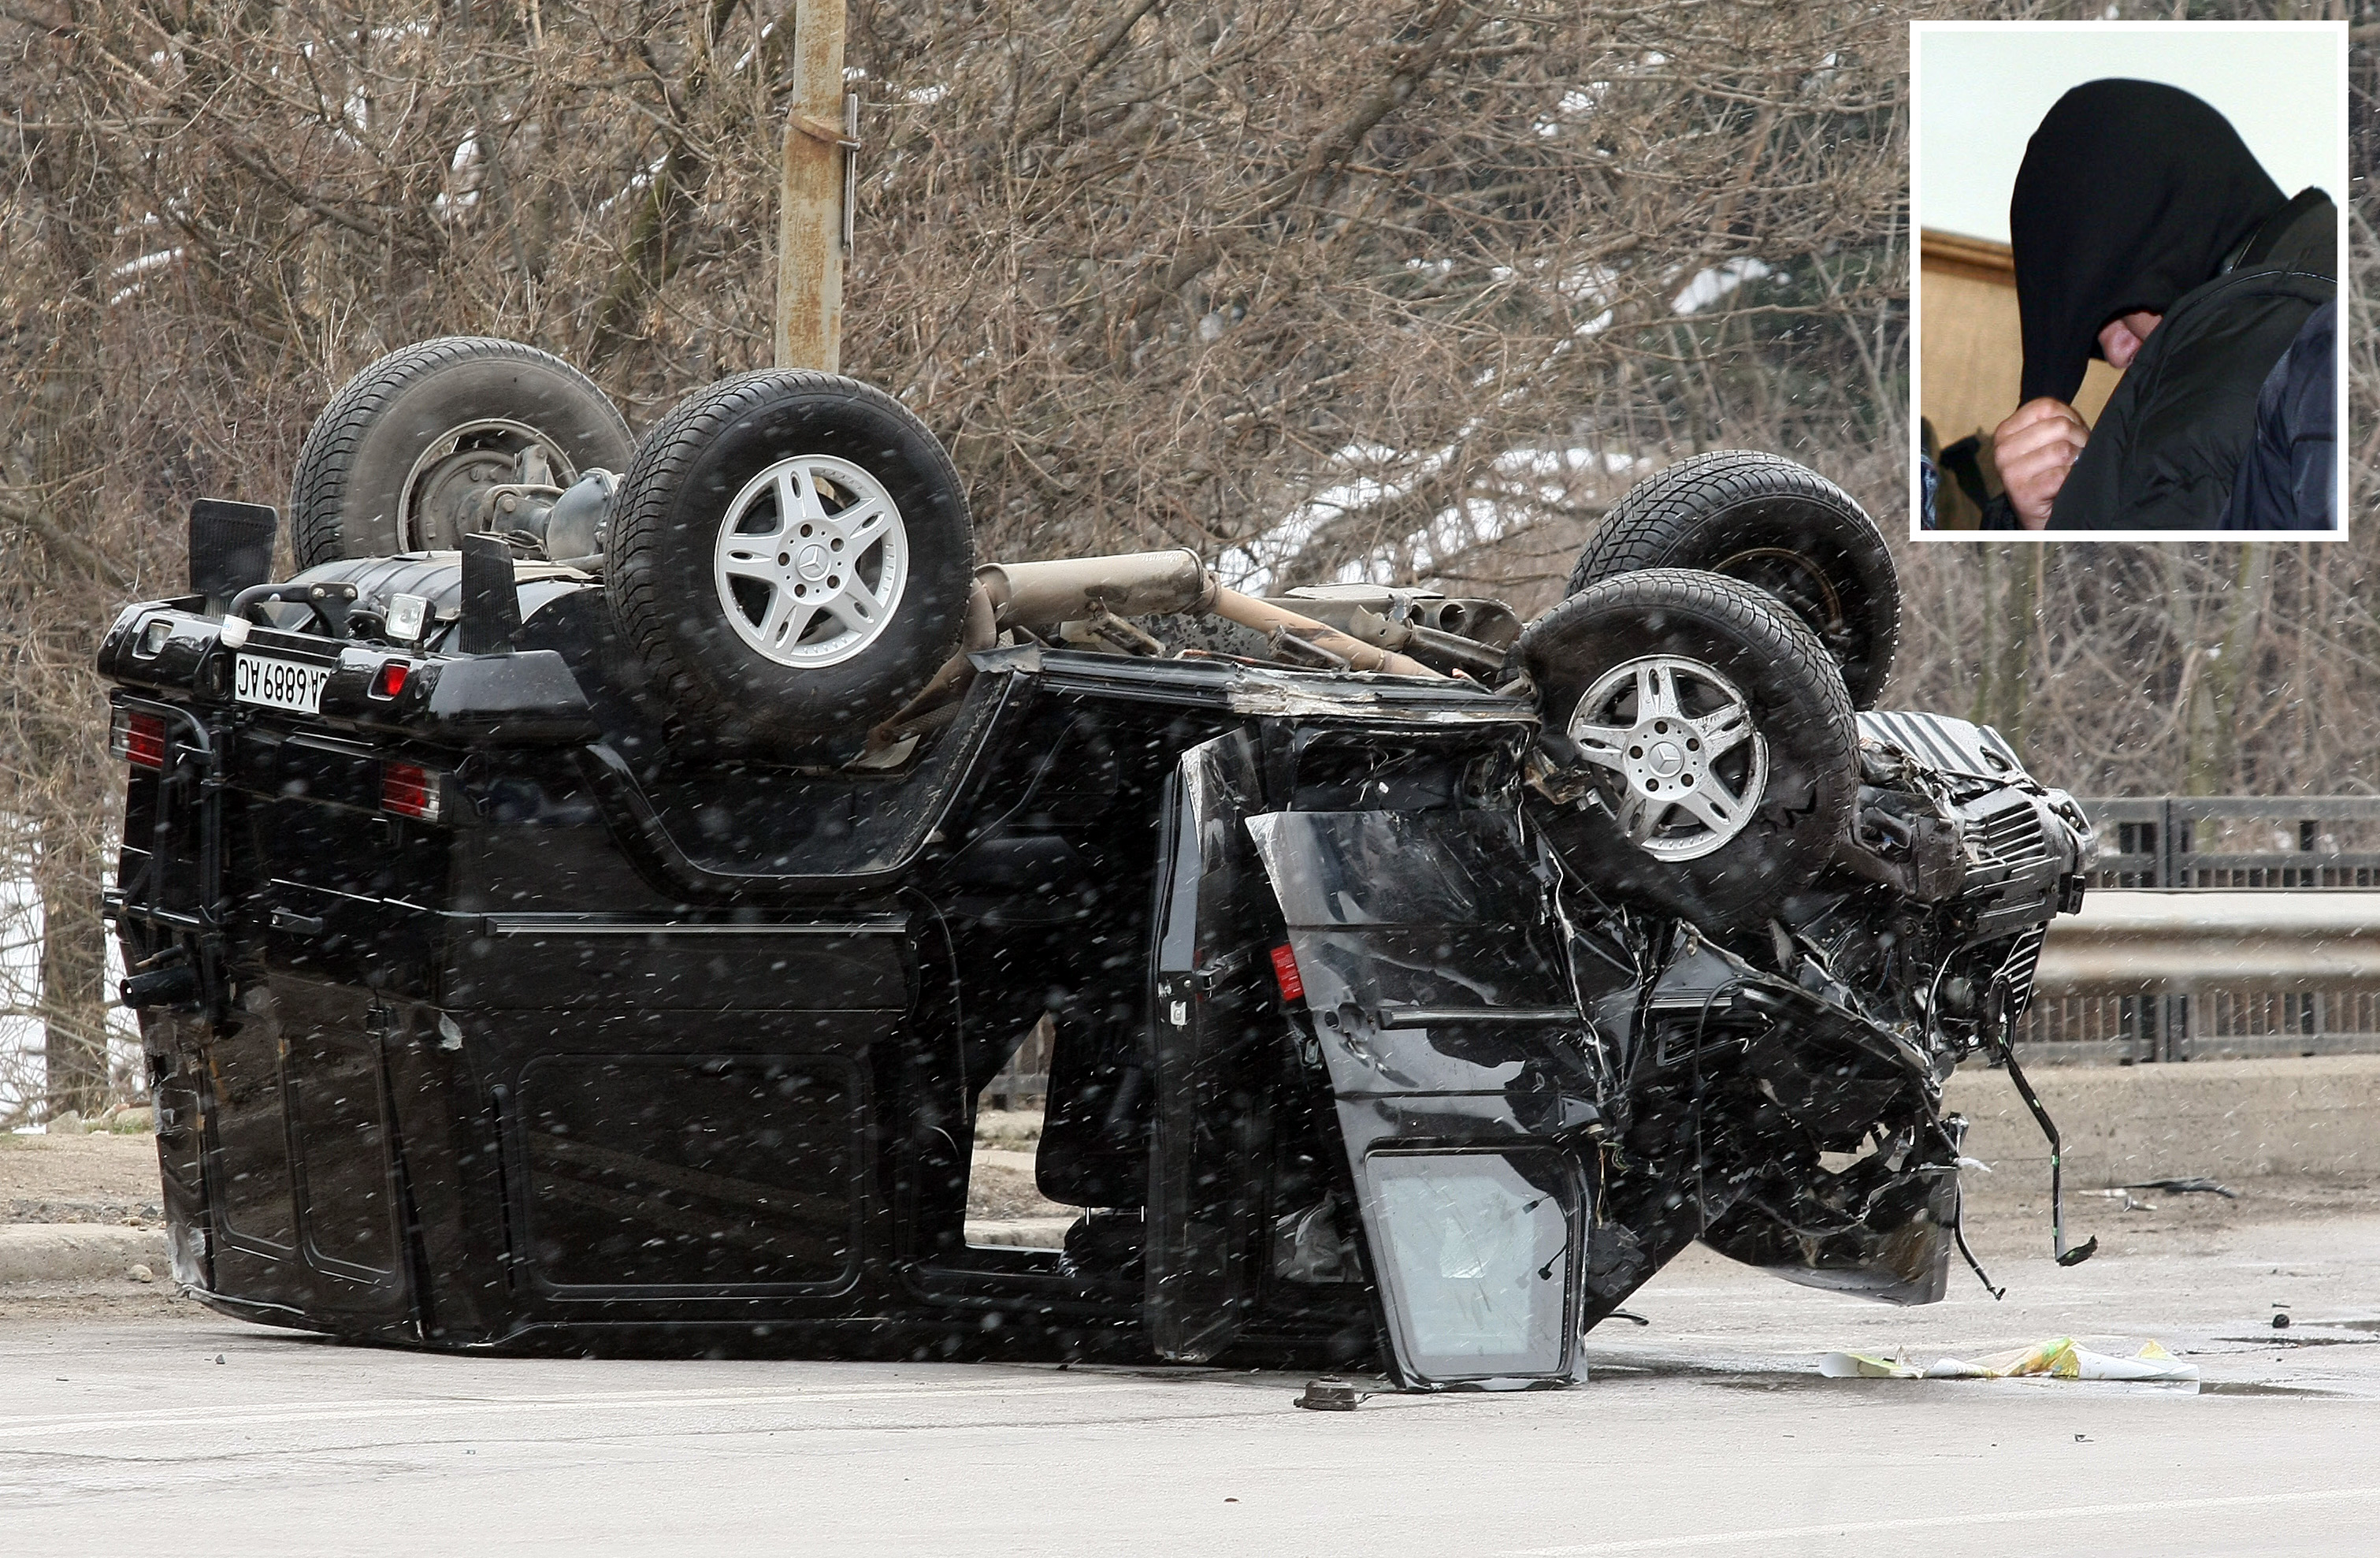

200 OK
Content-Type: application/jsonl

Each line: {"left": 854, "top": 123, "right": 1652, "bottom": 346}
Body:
{"left": 1144, "top": 732, "right": 1277, "bottom": 1362}
{"left": 1245, "top": 805, "right": 1600, "bottom": 1389}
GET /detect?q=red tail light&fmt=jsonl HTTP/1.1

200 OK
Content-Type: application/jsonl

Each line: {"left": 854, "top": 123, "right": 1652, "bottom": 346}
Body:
{"left": 1271, "top": 943, "right": 1305, "bottom": 1003}
{"left": 371, "top": 660, "right": 411, "bottom": 699}
{"left": 111, "top": 709, "right": 166, "bottom": 770}
{"left": 381, "top": 762, "right": 442, "bottom": 822}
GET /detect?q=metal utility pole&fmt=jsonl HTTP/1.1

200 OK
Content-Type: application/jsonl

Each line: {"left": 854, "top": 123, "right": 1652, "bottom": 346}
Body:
{"left": 774, "top": 0, "right": 856, "bottom": 371}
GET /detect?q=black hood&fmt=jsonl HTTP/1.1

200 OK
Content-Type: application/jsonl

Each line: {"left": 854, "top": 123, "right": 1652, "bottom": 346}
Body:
{"left": 2011, "top": 79, "right": 2288, "bottom": 405}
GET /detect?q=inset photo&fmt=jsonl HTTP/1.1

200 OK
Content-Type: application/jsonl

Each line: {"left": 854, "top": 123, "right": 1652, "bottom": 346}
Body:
{"left": 1913, "top": 20, "right": 2346, "bottom": 537}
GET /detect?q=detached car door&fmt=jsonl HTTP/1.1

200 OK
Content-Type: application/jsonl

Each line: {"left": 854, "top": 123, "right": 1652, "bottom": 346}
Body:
{"left": 1246, "top": 804, "right": 1602, "bottom": 1389}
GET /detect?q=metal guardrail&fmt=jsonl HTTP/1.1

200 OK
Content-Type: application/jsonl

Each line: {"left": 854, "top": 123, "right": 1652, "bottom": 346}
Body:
{"left": 2025, "top": 890, "right": 2380, "bottom": 1064}
{"left": 2080, "top": 796, "right": 2380, "bottom": 889}
{"left": 2021, "top": 987, "right": 2380, "bottom": 1065}
{"left": 982, "top": 1017, "right": 1055, "bottom": 1111}
{"left": 2032, "top": 798, "right": 2380, "bottom": 1063}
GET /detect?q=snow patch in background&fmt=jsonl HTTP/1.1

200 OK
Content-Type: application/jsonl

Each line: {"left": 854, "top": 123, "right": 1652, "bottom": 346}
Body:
{"left": 1217, "top": 442, "right": 1435, "bottom": 593}
{"left": 1334, "top": 448, "right": 1648, "bottom": 587}
{"left": 1222, "top": 446, "right": 1648, "bottom": 595}
{"left": 2, "top": 840, "right": 139, "bottom": 1128}
{"left": 1672, "top": 257, "right": 1776, "bottom": 315}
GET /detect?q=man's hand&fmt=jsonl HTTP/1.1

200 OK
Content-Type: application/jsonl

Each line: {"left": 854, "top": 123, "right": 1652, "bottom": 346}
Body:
{"left": 1991, "top": 397, "right": 2090, "bottom": 530}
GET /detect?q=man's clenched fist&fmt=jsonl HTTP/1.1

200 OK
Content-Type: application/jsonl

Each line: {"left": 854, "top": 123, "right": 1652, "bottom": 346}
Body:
{"left": 1991, "top": 397, "right": 2090, "bottom": 530}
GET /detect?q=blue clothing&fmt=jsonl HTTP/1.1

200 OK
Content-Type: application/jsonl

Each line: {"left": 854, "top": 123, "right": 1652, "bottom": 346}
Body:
{"left": 2219, "top": 297, "right": 2337, "bottom": 530}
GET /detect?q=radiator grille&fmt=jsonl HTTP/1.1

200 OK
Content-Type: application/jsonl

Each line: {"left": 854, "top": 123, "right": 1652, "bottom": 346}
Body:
{"left": 1997, "top": 926, "right": 2047, "bottom": 1028}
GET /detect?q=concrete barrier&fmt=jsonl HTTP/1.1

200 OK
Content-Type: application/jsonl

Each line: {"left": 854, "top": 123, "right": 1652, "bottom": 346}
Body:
{"left": 0, "top": 1224, "right": 169, "bottom": 1286}
{"left": 1949, "top": 1053, "right": 2380, "bottom": 1188}
{"left": 964, "top": 1216, "right": 1071, "bottom": 1249}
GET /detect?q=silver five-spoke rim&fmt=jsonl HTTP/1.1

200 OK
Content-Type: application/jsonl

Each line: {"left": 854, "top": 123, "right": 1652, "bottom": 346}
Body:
{"left": 714, "top": 455, "right": 908, "bottom": 669}
{"left": 1567, "top": 654, "right": 1767, "bottom": 862}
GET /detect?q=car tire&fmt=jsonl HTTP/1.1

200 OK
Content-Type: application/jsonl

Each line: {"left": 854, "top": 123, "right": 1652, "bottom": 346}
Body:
{"left": 607, "top": 370, "right": 976, "bottom": 753}
{"left": 1566, "top": 452, "right": 1899, "bottom": 709}
{"left": 1523, "top": 568, "right": 1856, "bottom": 934}
{"left": 290, "top": 337, "right": 634, "bottom": 566}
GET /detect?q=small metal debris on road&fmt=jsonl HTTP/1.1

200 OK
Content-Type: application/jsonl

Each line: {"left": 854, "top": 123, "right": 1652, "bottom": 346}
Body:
{"left": 2125, "top": 1177, "right": 2240, "bottom": 1199}
{"left": 1295, "top": 1376, "right": 1368, "bottom": 1411}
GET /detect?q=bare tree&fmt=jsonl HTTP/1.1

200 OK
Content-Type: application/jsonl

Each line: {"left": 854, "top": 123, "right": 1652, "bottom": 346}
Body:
{"left": 0, "top": 0, "right": 2371, "bottom": 1117}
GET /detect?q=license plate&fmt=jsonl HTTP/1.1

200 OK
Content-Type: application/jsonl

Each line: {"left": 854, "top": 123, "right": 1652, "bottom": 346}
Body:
{"left": 234, "top": 653, "right": 332, "bottom": 714}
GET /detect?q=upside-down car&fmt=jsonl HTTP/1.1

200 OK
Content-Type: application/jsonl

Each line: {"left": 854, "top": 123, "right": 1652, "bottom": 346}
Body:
{"left": 102, "top": 339, "right": 2092, "bottom": 1389}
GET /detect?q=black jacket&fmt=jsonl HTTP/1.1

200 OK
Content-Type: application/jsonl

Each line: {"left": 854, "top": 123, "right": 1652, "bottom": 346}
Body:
{"left": 2047, "top": 190, "right": 2335, "bottom": 531}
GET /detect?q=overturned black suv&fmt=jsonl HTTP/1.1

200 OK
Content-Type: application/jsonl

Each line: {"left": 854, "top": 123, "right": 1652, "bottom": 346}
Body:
{"left": 102, "top": 338, "right": 2090, "bottom": 1389}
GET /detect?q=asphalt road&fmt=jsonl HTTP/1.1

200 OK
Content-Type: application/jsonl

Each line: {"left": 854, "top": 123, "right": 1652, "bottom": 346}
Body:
{"left": 5, "top": 1211, "right": 2378, "bottom": 1557}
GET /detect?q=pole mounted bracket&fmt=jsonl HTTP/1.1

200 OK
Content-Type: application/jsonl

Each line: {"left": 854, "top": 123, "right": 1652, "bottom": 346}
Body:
{"left": 793, "top": 113, "right": 860, "bottom": 150}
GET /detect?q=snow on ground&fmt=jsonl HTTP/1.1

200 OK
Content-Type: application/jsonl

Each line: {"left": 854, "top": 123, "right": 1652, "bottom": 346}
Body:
{"left": 2, "top": 842, "right": 139, "bottom": 1128}
{"left": 1, "top": 858, "right": 46, "bottom": 1126}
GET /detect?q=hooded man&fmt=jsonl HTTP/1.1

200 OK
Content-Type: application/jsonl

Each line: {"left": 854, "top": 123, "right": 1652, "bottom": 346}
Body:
{"left": 1986, "top": 79, "right": 2335, "bottom": 531}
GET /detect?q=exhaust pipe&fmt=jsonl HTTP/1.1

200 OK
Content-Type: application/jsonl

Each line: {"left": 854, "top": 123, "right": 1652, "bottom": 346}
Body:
{"left": 976, "top": 550, "right": 1216, "bottom": 629}
{"left": 1206, "top": 588, "right": 1439, "bottom": 679}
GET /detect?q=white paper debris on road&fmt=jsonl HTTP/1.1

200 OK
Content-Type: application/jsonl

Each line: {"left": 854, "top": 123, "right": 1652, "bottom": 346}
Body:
{"left": 1821, "top": 1337, "right": 2200, "bottom": 1382}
